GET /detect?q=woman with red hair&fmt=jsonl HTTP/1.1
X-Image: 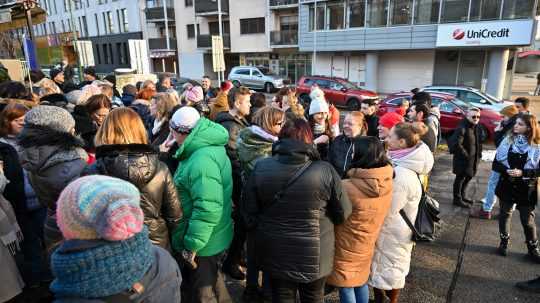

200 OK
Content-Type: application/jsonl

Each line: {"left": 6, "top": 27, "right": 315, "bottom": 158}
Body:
{"left": 131, "top": 86, "right": 157, "bottom": 131}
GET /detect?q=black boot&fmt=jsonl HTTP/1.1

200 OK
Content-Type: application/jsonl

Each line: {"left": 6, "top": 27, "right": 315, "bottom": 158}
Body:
{"left": 498, "top": 234, "right": 509, "bottom": 256}
{"left": 453, "top": 199, "right": 471, "bottom": 208}
{"left": 526, "top": 240, "right": 540, "bottom": 263}
{"left": 516, "top": 276, "right": 540, "bottom": 293}
{"left": 222, "top": 262, "right": 246, "bottom": 280}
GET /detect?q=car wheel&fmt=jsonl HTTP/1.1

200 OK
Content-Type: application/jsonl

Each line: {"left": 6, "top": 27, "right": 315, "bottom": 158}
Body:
{"left": 232, "top": 80, "right": 241, "bottom": 88}
{"left": 479, "top": 124, "right": 488, "bottom": 142}
{"left": 264, "top": 83, "right": 274, "bottom": 94}
{"left": 299, "top": 94, "right": 311, "bottom": 108}
{"left": 347, "top": 98, "right": 361, "bottom": 111}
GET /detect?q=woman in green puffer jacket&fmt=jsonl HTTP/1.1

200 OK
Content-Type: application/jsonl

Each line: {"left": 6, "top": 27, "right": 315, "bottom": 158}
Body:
{"left": 237, "top": 106, "right": 285, "bottom": 299}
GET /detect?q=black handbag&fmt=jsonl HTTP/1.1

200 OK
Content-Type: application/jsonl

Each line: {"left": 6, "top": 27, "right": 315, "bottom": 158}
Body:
{"left": 399, "top": 174, "right": 441, "bottom": 242}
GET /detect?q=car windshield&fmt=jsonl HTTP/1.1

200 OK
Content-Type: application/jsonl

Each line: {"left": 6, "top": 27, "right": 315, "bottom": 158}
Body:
{"left": 450, "top": 97, "right": 471, "bottom": 109}
{"left": 258, "top": 67, "right": 276, "bottom": 76}
{"left": 482, "top": 91, "right": 502, "bottom": 103}
{"left": 340, "top": 80, "right": 359, "bottom": 90}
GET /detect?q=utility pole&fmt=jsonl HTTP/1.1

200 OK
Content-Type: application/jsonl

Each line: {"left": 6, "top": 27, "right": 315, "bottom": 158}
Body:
{"left": 68, "top": 0, "right": 83, "bottom": 82}
{"left": 312, "top": 0, "right": 318, "bottom": 76}
{"left": 163, "top": 0, "right": 170, "bottom": 73}
{"left": 217, "top": 0, "right": 223, "bottom": 83}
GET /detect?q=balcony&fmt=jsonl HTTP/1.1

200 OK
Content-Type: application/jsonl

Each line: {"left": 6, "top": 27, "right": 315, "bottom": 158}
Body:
{"left": 194, "top": 0, "right": 229, "bottom": 16}
{"left": 269, "top": 0, "right": 298, "bottom": 9}
{"left": 196, "top": 34, "right": 230, "bottom": 49}
{"left": 148, "top": 38, "right": 177, "bottom": 50}
{"left": 270, "top": 31, "right": 298, "bottom": 47}
{"left": 146, "top": 7, "right": 175, "bottom": 22}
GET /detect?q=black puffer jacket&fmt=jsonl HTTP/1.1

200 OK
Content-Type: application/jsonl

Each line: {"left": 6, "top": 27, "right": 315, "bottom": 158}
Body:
{"left": 242, "top": 139, "right": 351, "bottom": 283}
{"left": 328, "top": 135, "right": 360, "bottom": 178}
{"left": 85, "top": 144, "right": 182, "bottom": 250}
{"left": 0, "top": 142, "right": 26, "bottom": 214}
{"left": 365, "top": 114, "right": 379, "bottom": 137}
{"left": 448, "top": 119, "right": 482, "bottom": 177}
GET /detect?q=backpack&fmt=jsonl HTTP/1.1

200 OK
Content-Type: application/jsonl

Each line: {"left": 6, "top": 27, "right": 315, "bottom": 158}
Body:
{"left": 400, "top": 174, "right": 441, "bottom": 242}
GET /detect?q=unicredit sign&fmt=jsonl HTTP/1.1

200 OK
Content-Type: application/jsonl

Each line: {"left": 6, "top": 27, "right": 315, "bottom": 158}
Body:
{"left": 437, "top": 20, "right": 533, "bottom": 47}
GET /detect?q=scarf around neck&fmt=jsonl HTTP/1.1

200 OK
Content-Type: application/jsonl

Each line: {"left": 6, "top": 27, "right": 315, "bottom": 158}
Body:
{"left": 50, "top": 228, "right": 154, "bottom": 299}
{"left": 0, "top": 173, "right": 23, "bottom": 256}
{"left": 388, "top": 145, "right": 418, "bottom": 160}
{"left": 496, "top": 135, "right": 540, "bottom": 171}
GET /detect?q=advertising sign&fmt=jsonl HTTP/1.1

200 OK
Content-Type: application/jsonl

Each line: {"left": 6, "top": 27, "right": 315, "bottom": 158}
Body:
{"left": 212, "top": 35, "right": 225, "bottom": 73}
{"left": 436, "top": 20, "right": 534, "bottom": 47}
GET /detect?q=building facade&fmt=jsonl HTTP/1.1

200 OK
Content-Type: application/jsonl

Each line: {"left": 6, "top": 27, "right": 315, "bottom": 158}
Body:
{"left": 298, "top": 0, "right": 538, "bottom": 97}
{"left": 35, "top": 0, "right": 143, "bottom": 74}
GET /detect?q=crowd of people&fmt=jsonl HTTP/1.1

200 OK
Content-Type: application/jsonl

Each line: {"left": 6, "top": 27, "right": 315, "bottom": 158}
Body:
{"left": 0, "top": 64, "right": 538, "bottom": 303}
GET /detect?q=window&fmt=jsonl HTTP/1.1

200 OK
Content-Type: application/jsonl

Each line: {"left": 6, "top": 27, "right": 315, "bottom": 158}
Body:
{"left": 123, "top": 43, "right": 129, "bottom": 64}
{"left": 367, "top": 0, "right": 389, "bottom": 27}
{"left": 209, "top": 21, "right": 230, "bottom": 35}
{"left": 185, "top": 0, "right": 193, "bottom": 7}
{"left": 240, "top": 18, "right": 265, "bottom": 35}
{"left": 387, "top": 98, "right": 408, "bottom": 105}
{"left": 349, "top": 0, "right": 366, "bottom": 28}
{"left": 82, "top": 16, "right": 88, "bottom": 36}
{"left": 390, "top": 0, "right": 412, "bottom": 25}
{"left": 95, "top": 14, "right": 100, "bottom": 35}
{"left": 309, "top": 4, "right": 326, "bottom": 31}
{"left": 117, "top": 42, "right": 125, "bottom": 65}
{"left": 102, "top": 12, "right": 108, "bottom": 34}
{"left": 279, "top": 15, "right": 298, "bottom": 32}
{"left": 441, "top": 0, "right": 470, "bottom": 23}
{"left": 502, "top": 0, "right": 534, "bottom": 19}
{"left": 61, "top": 20, "right": 65, "bottom": 32}
{"left": 108, "top": 44, "right": 114, "bottom": 64}
{"left": 121, "top": 8, "right": 129, "bottom": 32}
{"left": 252, "top": 70, "right": 263, "bottom": 77}
{"left": 107, "top": 11, "right": 115, "bottom": 33}
{"left": 327, "top": 2, "right": 345, "bottom": 30}
{"left": 329, "top": 81, "right": 344, "bottom": 91}
{"left": 96, "top": 46, "right": 101, "bottom": 64}
{"left": 414, "top": 0, "right": 440, "bottom": 24}
{"left": 187, "top": 24, "right": 195, "bottom": 38}
{"left": 470, "top": 0, "right": 502, "bottom": 21}
{"left": 315, "top": 79, "right": 331, "bottom": 88}
{"left": 102, "top": 44, "right": 109, "bottom": 64}
{"left": 439, "top": 101, "right": 457, "bottom": 113}
{"left": 234, "top": 69, "right": 251, "bottom": 76}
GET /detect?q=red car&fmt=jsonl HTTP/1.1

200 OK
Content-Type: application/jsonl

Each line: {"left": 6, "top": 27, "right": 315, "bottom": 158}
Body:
{"left": 379, "top": 92, "right": 502, "bottom": 141}
{"left": 296, "top": 76, "right": 379, "bottom": 110}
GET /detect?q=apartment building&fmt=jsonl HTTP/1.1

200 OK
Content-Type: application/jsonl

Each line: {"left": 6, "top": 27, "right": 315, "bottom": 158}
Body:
{"left": 176, "top": 0, "right": 310, "bottom": 83}
{"left": 298, "top": 0, "right": 538, "bottom": 97}
{"left": 35, "top": 0, "right": 143, "bottom": 73}
{"left": 142, "top": 0, "right": 177, "bottom": 73}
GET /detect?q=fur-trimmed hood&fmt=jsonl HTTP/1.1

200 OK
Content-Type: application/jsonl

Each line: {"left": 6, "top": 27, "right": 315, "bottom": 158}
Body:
{"left": 18, "top": 124, "right": 85, "bottom": 150}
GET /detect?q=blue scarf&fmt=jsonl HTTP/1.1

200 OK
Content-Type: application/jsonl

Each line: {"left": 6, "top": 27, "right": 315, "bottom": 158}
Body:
{"left": 50, "top": 228, "right": 154, "bottom": 299}
{"left": 495, "top": 135, "right": 540, "bottom": 171}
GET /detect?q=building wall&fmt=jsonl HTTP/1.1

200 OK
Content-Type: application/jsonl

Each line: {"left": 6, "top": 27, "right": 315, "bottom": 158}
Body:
{"left": 377, "top": 50, "right": 435, "bottom": 94}
{"left": 229, "top": 0, "right": 270, "bottom": 53}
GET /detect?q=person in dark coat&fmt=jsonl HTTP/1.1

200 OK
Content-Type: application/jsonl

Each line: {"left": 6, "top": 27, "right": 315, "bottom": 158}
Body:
{"left": 121, "top": 84, "right": 137, "bottom": 107}
{"left": 492, "top": 114, "right": 540, "bottom": 262}
{"left": 360, "top": 99, "right": 379, "bottom": 137}
{"left": 329, "top": 111, "right": 367, "bottom": 178}
{"left": 85, "top": 108, "right": 181, "bottom": 250}
{"left": 78, "top": 66, "right": 98, "bottom": 89}
{"left": 215, "top": 87, "right": 251, "bottom": 280}
{"left": 72, "top": 94, "right": 112, "bottom": 161}
{"left": 242, "top": 118, "right": 351, "bottom": 302}
{"left": 17, "top": 106, "right": 88, "bottom": 250}
{"left": 448, "top": 108, "right": 482, "bottom": 208}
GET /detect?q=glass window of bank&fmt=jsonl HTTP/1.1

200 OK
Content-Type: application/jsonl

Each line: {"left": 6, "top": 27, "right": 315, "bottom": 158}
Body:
{"left": 307, "top": 0, "right": 536, "bottom": 30}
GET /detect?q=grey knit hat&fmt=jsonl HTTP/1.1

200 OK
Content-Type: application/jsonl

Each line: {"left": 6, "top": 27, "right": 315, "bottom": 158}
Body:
{"left": 25, "top": 105, "right": 76, "bottom": 133}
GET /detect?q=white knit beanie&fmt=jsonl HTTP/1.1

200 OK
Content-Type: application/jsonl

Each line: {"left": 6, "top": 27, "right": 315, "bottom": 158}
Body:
{"left": 309, "top": 98, "right": 330, "bottom": 116}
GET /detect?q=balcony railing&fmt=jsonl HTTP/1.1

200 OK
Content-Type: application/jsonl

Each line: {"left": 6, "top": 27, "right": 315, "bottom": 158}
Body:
{"left": 148, "top": 38, "right": 177, "bottom": 50}
{"left": 146, "top": 7, "right": 175, "bottom": 21}
{"left": 269, "top": 0, "right": 298, "bottom": 8}
{"left": 196, "top": 34, "right": 230, "bottom": 49}
{"left": 194, "top": 0, "right": 229, "bottom": 16}
{"left": 270, "top": 30, "right": 298, "bottom": 46}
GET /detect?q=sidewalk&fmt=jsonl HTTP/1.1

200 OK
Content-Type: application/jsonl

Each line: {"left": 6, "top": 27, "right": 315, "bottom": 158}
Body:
{"left": 401, "top": 150, "right": 540, "bottom": 303}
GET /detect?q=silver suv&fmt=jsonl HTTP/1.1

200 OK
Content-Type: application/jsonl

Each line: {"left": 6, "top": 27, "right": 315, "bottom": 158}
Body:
{"left": 423, "top": 86, "right": 512, "bottom": 112}
{"left": 228, "top": 66, "right": 285, "bottom": 93}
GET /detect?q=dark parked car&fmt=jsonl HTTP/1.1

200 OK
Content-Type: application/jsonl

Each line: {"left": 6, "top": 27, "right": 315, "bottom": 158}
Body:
{"left": 296, "top": 76, "right": 378, "bottom": 110}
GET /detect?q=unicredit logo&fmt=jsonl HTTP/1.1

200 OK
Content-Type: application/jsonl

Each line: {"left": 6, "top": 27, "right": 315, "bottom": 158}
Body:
{"left": 452, "top": 28, "right": 510, "bottom": 40}
{"left": 453, "top": 29, "right": 465, "bottom": 40}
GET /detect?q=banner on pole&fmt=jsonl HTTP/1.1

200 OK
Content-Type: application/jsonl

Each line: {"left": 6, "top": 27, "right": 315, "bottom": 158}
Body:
{"left": 23, "top": 36, "right": 38, "bottom": 71}
{"left": 74, "top": 40, "right": 95, "bottom": 67}
{"left": 212, "top": 36, "right": 225, "bottom": 73}
{"left": 129, "top": 40, "right": 150, "bottom": 74}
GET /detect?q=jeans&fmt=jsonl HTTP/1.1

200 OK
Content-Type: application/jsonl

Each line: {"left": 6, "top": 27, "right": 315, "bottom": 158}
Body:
{"left": 453, "top": 174, "right": 473, "bottom": 202}
{"left": 269, "top": 276, "right": 326, "bottom": 303}
{"left": 482, "top": 171, "right": 500, "bottom": 212}
{"left": 339, "top": 285, "right": 369, "bottom": 303}
{"left": 498, "top": 199, "right": 537, "bottom": 242}
{"left": 179, "top": 253, "right": 232, "bottom": 303}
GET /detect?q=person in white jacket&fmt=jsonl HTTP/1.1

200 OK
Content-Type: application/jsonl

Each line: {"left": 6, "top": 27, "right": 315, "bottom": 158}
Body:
{"left": 369, "top": 122, "right": 434, "bottom": 303}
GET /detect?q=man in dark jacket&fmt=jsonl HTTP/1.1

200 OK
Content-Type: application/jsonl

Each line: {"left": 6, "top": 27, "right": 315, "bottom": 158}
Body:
{"left": 407, "top": 103, "right": 437, "bottom": 152}
{"left": 329, "top": 112, "right": 365, "bottom": 178}
{"left": 78, "top": 66, "right": 98, "bottom": 88}
{"left": 215, "top": 86, "right": 251, "bottom": 280}
{"left": 448, "top": 108, "right": 482, "bottom": 208}
{"left": 360, "top": 99, "right": 379, "bottom": 137}
{"left": 242, "top": 127, "right": 351, "bottom": 302}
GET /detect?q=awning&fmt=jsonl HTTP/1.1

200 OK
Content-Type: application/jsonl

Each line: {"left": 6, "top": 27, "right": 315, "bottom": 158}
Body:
{"left": 0, "top": 1, "right": 46, "bottom": 32}
{"left": 518, "top": 50, "right": 540, "bottom": 58}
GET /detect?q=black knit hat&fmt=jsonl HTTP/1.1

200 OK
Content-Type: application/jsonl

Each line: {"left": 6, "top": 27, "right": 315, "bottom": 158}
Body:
{"left": 83, "top": 66, "right": 97, "bottom": 79}
{"left": 50, "top": 68, "right": 63, "bottom": 80}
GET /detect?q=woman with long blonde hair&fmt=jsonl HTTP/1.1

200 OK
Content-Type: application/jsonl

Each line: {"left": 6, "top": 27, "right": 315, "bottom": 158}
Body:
{"left": 87, "top": 107, "right": 181, "bottom": 250}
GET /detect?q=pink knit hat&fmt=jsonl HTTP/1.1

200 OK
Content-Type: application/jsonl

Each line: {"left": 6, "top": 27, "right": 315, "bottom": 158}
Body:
{"left": 56, "top": 175, "right": 144, "bottom": 241}
{"left": 185, "top": 86, "right": 204, "bottom": 103}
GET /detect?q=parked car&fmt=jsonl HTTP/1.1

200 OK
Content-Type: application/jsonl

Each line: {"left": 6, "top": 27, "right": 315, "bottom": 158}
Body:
{"left": 379, "top": 91, "right": 502, "bottom": 141}
{"left": 296, "top": 75, "right": 379, "bottom": 110}
{"left": 423, "top": 86, "right": 513, "bottom": 112}
{"left": 228, "top": 66, "right": 285, "bottom": 93}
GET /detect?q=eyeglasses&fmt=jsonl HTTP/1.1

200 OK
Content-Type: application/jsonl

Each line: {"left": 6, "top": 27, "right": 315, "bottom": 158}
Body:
{"left": 275, "top": 120, "right": 285, "bottom": 127}
{"left": 471, "top": 115, "right": 480, "bottom": 119}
